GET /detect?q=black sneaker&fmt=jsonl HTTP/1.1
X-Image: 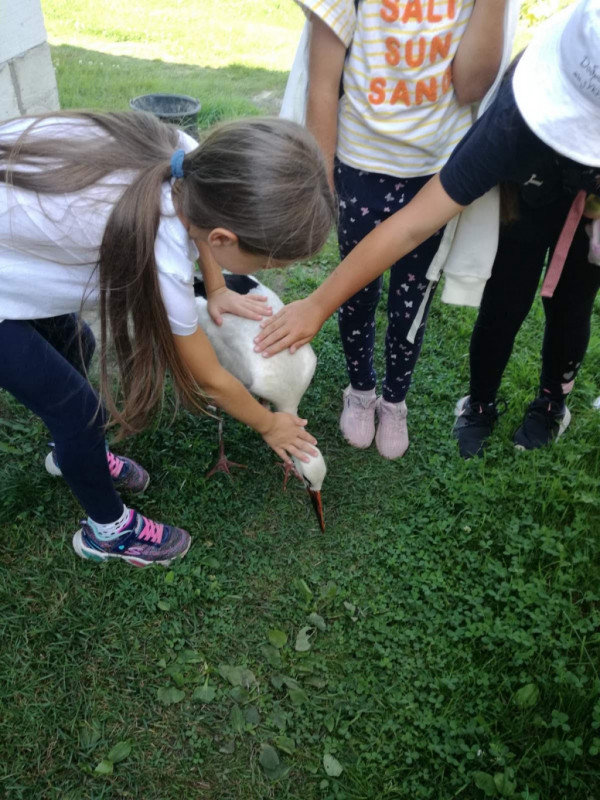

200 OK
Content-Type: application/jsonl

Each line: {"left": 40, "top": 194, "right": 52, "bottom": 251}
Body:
{"left": 453, "top": 396, "right": 500, "bottom": 459}
{"left": 513, "top": 397, "right": 571, "bottom": 450}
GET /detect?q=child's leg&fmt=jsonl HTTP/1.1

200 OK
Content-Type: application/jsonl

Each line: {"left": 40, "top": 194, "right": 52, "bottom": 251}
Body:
{"left": 334, "top": 166, "right": 436, "bottom": 456}
{"left": 30, "top": 313, "right": 96, "bottom": 377}
{"left": 0, "top": 319, "right": 190, "bottom": 564}
{"left": 383, "top": 222, "right": 443, "bottom": 403}
{"left": 30, "top": 315, "right": 149, "bottom": 492}
{"left": 335, "top": 161, "right": 385, "bottom": 391}
{"left": 337, "top": 278, "right": 382, "bottom": 391}
{"left": 335, "top": 166, "right": 437, "bottom": 395}
{"left": 513, "top": 220, "right": 600, "bottom": 447}
{"left": 371, "top": 214, "right": 440, "bottom": 459}
{"left": 539, "top": 220, "right": 600, "bottom": 401}
{"left": 453, "top": 214, "right": 551, "bottom": 458}
{"left": 0, "top": 319, "right": 121, "bottom": 523}
{"left": 468, "top": 230, "right": 548, "bottom": 404}
{"left": 334, "top": 162, "right": 393, "bottom": 448}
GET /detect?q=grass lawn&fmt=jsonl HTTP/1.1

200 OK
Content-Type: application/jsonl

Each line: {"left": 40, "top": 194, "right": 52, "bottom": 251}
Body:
{"left": 41, "top": 0, "right": 304, "bottom": 120}
{"left": 1, "top": 1, "right": 599, "bottom": 798}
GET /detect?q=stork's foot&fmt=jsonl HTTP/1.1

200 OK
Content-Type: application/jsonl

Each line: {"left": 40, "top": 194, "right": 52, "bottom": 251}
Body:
{"left": 276, "top": 460, "right": 304, "bottom": 490}
{"left": 206, "top": 452, "right": 246, "bottom": 479}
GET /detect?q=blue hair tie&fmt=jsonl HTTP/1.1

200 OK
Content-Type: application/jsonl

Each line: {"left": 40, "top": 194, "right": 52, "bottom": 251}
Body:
{"left": 171, "top": 149, "right": 185, "bottom": 179}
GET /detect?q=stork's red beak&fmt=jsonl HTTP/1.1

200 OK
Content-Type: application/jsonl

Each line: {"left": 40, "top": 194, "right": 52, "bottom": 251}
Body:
{"left": 308, "top": 488, "right": 325, "bottom": 533}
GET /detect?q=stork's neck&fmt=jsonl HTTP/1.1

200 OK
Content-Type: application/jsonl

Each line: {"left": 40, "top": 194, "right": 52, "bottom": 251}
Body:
{"left": 277, "top": 405, "right": 299, "bottom": 416}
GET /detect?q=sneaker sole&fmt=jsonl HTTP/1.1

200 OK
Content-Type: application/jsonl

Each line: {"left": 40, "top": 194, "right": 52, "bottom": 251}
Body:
{"left": 514, "top": 406, "right": 571, "bottom": 451}
{"left": 375, "top": 432, "right": 409, "bottom": 460}
{"left": 451, "top": 395, "right": 469, "bottom": 441}
{"left": 339, "top": 415, "right": 375, "bottom": 449}
{"left": 72, "top": 530, "right": 191, "bottom": 567}
{"left": 339, "top": 425, "right": 375, "bottom": 449}
{"left": 116, "top": 473, "right": 151, "bottom": 493}
{"left": 453, "top": 395, "right": 470, "bottom": 418}
{"left": 45, "top": 451, "right": 62, "bottom": 477}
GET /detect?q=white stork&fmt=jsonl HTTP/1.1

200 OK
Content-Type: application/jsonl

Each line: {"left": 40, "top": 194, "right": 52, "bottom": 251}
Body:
{"left": 194, "top": 274, "right": 326, "bottom": 531}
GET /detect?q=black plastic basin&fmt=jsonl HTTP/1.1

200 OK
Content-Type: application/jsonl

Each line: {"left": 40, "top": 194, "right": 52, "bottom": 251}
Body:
{"left": 130, "top": 93, "right": 201, "bottom": 138}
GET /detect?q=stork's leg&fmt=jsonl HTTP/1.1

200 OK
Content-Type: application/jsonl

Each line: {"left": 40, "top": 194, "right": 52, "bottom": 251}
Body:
{"left": 205, "top": 413, "right": 246, "bottom": 478}
{"left": 276, "top": 460, "right": 304, "bottom": 490}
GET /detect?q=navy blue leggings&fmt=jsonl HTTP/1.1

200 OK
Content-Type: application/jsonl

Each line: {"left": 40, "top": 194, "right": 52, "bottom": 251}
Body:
{"left": 469, "top": 198, "right": 600, "bottom": 404}
{"left": 0, "top": 315, "right": 123, "bottom": 523}
{"left": 334, "top": 160, "right": 444, "bottom": 403}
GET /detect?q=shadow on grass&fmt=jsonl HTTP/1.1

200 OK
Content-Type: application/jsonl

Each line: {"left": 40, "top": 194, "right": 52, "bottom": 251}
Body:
{"left": 50, "top": 43, "right": 288, "bottom": 124}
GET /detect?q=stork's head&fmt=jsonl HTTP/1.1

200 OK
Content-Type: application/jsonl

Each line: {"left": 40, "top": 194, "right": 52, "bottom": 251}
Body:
{"left": 291, "top": 448, "right": 327, "bottom": 532}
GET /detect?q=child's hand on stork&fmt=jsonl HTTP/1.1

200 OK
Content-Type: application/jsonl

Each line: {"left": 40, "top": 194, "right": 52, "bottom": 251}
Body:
{"left": 207, "top": 286, "right": 272, "bottom": 326}
{"left": 260, "top": 412, "right": 318, "bottom": 465}
{"left": 253, "top": 298, "right": 324, "bottom": 357}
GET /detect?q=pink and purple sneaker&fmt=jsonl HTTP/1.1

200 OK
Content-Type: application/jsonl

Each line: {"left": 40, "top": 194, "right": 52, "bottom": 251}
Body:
{"left": 375, "top": 397, "right": 409, "bottom": 460}
{"left": 72, "top": 509, "right": 191, "bottom": 567}
{"left": 45, "top": 446, "right": 150, "bottom": 493}
{"left": 339, "top": 385, "right": 377, "bottom": 448}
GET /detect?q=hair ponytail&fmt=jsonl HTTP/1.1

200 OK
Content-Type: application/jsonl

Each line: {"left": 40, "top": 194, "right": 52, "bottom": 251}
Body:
{"left": 98, "top": 158, "right": 208, "bottom": 436}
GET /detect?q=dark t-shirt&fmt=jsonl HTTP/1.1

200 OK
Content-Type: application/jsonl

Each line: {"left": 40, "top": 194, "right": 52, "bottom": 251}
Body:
{"left": 439, "top": 76, "right": 600, "bottom": 210}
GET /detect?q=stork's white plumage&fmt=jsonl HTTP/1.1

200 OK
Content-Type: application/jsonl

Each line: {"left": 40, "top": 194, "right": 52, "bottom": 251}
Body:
{"left": 194, "top": 274, "right": 327, "bottom": 530}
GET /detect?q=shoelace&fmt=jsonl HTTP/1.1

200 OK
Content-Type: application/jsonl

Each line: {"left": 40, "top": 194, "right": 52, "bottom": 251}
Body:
{"left": 462, "top": 402, "right": 493, "bottom": 422}
{"left": 526, "top": 400, "right": 563, "bottom": 430}
{"left": 106, "top": 450, "right": 124, "bottom": 479}
{"left": 464, "top": 398, "right": 507, "bottom": 422}
{"left": 136, "top": 514, "right": 164, "bottom": 545}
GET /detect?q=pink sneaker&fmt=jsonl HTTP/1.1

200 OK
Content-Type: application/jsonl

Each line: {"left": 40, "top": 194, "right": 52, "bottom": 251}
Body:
{"left": 45, "top": 446, "right": 150, "bottom": 493}
{"left": 72, "top": 509, "right": 190, "bottom": 567}
{"left": 339, "top": 385, "right": 377, "bottom": 448}
{"left": 375, "top": 398, "right": 409, "bottom": 459}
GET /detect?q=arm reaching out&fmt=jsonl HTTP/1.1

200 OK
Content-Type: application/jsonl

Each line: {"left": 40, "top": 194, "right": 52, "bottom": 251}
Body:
{"left": 254, "top": 175, "right": 465, "bottom": 356}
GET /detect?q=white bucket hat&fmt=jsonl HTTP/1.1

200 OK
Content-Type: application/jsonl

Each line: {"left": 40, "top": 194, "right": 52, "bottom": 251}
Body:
{"left": 513, "top": 0, "right": 600, "bottom": 167}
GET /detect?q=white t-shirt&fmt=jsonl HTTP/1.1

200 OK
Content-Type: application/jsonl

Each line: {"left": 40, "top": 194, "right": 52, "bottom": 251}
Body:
{"left": 298, "top": 0, "right": 475, "bottom": 177}
{"left": 0, "top": 117, "right": 200, "bottom": 336}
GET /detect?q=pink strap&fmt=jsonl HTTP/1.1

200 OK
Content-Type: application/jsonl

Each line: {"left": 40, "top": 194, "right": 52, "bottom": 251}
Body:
{"left": 540, "top": 190, "right": 587, "bottom": 298}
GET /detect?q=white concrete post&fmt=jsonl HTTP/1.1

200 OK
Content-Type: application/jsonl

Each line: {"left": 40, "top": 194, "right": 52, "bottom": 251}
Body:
{"left": 0, "top": 0, "right": 60, "bottom": 120}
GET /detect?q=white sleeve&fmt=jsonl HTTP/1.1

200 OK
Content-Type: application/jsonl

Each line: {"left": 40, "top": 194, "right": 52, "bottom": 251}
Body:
{"left": 295, "top": 0, "right": 356, "bottom": 48}
{"left": 157, "top": 270, "right": 199, "bottom": 336}
{"left": 177, "top": 129, "right": 199, "bottom": 153}
{"left": 155, "top": 182, "right": 200, "bottom": 336}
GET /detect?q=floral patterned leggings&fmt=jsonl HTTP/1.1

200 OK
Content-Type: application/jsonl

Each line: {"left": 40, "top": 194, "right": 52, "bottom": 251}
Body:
{"left": 334, "top": 159, "right": 444, "bottom": 403}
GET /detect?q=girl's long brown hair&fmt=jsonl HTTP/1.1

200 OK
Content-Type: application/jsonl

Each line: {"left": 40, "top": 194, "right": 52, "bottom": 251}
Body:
{"left": 0, "top": 112, "right": 335, "bottom": 436}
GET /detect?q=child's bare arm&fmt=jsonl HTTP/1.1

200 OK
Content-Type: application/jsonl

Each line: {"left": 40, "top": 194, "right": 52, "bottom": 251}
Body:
{"left": 306, "top": 14, "right": 347, "bottom": 189}
{"left": 452, "top": 0, "right": 508, "bottom": 106}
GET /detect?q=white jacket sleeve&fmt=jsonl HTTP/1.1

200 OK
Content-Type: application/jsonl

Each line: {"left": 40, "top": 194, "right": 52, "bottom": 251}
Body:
{"left": 280, "top": 19, "right": 311, "bottom": 125}
{"left": 436, "top": 186, "right": 501, "bottom": 306}
{"left": 425, "top": 0, "right": 522, "bottom": 308}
